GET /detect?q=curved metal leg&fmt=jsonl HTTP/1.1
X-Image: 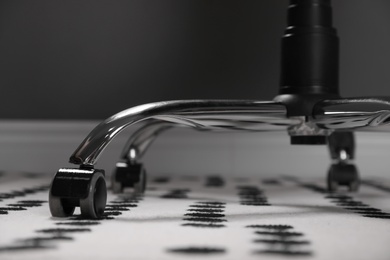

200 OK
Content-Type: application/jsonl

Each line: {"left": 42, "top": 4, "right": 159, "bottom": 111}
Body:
{"left": 103, "top": 102, "right": 290, "bottom": 194}
{"left": 49, "top": 100, "right": 293, "bottom": 217}
{"left": 68, "top": 100, "right": 291, "bottom": 166}
{"left": 313, "top": 97, "right": 390, "bottom": 130}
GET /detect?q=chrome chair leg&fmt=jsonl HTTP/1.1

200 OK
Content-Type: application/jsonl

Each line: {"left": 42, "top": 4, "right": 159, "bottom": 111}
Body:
{"left": 49, "top": 100, "right": 292, "bottom": 218}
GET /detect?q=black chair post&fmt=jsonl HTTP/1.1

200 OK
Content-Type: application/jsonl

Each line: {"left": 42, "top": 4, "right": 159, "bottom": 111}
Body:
{"left": 275, "top": 0, "right": 340, "bottom": 117}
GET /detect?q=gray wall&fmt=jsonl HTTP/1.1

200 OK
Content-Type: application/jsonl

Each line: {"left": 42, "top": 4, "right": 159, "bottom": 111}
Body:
{"left": 0, "top": 0, "right": 389, "bottom": 119}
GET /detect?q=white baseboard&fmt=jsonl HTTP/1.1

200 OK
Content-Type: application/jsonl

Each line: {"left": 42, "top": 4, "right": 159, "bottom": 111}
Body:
{"left": 0, "top": 120, "right": 388, "bottom": 179}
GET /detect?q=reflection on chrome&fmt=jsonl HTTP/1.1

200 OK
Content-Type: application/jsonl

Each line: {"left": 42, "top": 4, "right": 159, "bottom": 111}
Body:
{"left": 69, "top": 97, "right": 390, "bottom": 166}
{"left": 313, "top": 97, "right": 390, "bottom": 130}
{"left": 69, "top": 100, "right": 293, "bottom": 165}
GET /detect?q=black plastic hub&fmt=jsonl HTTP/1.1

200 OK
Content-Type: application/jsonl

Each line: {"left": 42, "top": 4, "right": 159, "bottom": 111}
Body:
{"left": 291, "top": 136, "right": 327, "bottom": 145}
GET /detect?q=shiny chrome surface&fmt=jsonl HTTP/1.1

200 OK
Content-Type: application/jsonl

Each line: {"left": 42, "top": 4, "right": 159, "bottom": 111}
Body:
{"left": 313, "top": 97, "right": 390, "bottom": 130}
{"left": 121, "top": 120, "right": 174, "bottom": 163}
{"left": 69, "top": 97, "right": 390, "bottom": 166}
{"left": 69, "top": 100, "right": 296, "bottom": 165}
{"left": 338, "top": 150, "right": 349, "bottom": 162}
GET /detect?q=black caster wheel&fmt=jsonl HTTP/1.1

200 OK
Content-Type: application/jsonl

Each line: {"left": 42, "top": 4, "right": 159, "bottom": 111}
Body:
{"left": 111, "top": 161, "right": 147, "bottom": 194}
{"left": 49, "top": 168, "right": 107, "bottom": 219}
{"left": 49, "top": 191, "right": 76, "bottom": 217}
{"left": 327, "top": 163, "right": 360, "bottom": 192}
{"left": 80, "top": 171, "right": 107, "bottom": 218}
{"left": 111, "top": 172, "right": 122, "bottom": 194}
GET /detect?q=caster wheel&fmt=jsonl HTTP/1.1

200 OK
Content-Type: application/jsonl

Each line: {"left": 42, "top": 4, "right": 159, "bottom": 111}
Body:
{"left": 134, "top": 167, "right": 147, "bottom": 194}
{"left": 327, "top": 163, "right": 360, "bottom": 192}
{"left": 49, "top": 191, "right": 76, "bottom": 217}
{"left": 111, "top": 171, "right": 123, "bottom": 194}
{"left": 327, "top": 179, "right": 339, "bottom": 192}
{"left": 348, "top": 178, "right": 360, "bottom": 192}
{"left": 111, "top": 162, "right": 147, "bottom": 194}
{"left": 49, "top": 167, "right": 106, "bottom": 219}
{"left": 80, "top": 172, "right": 107, "bottom": 218}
